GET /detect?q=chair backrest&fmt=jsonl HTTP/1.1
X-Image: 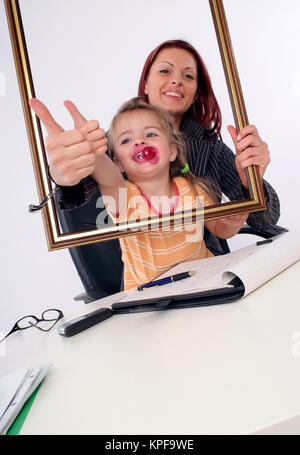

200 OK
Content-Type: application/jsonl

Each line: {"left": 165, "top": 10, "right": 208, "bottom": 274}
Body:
{"left": 55, "top": 190, "right": 123, "bottom": 300}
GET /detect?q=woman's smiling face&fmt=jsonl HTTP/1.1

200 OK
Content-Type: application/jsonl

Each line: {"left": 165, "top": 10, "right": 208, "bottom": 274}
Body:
{"left": 113, "top": 109, "right": 177, "bottom": 181}
{"left": 144, "top": 47, "right": 198, "bottom": 126}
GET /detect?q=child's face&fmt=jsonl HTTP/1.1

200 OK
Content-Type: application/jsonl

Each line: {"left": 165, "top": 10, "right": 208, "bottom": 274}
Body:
{"left": 113, "top": 109, "right": 177, "bottom": 181}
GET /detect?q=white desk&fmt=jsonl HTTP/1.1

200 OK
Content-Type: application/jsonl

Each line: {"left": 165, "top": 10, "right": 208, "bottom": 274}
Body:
{"left": 2, "top": 261, "right": 300, "bottom": 435}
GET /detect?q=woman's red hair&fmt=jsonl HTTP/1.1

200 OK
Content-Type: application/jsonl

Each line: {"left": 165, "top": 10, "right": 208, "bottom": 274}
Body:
{"left": 138, "top": 39, "right": 222, "bottom": 136}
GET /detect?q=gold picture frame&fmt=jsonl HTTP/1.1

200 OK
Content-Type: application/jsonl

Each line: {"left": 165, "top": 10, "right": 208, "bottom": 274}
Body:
{"left": 4, "top": 0, "right": 266, "bottom": 251}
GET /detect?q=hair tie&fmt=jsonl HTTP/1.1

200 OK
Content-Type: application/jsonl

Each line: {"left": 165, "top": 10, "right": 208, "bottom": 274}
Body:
{"left": 180, "top": 163, "right": 190, "bottom": 174}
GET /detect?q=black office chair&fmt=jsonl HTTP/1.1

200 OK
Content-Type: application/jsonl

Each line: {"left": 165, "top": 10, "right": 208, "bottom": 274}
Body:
{"left": 55, "top": 191, "right": 288, "bottom": 304}
{"left": 55, "top": 190, "right": 123, "bottom": 303}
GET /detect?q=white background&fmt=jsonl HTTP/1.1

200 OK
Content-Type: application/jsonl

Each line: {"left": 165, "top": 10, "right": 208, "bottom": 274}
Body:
{"left": 0, "top": 0, "right": 299, "bottom": 335}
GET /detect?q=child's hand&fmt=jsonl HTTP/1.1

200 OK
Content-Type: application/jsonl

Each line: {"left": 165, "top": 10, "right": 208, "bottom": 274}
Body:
{"left": 205, "top": 213, "right": 248, "bottom": 239}
{"left": 221, "top": 213, "right": 249, "bottom": 232}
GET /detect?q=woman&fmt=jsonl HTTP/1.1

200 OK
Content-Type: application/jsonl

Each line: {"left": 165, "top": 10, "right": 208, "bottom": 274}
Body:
{"left": 30, "top": 40, "right": 279, "bottom": 257}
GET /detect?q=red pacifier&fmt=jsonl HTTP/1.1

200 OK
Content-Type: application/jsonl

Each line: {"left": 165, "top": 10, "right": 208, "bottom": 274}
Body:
{"left": 132, "top": 145, "right": 160, "bottom": 164}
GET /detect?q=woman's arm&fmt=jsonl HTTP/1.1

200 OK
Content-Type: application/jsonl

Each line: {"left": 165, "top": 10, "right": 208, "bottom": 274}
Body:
{"left": 215, "top": 139, "right": 280, "bottom": 228}
{"left": 55, "top": 176, "right": 98, "bottom": 210}
{"left": 182, "top": 118, "right": 280, "bottom": 229}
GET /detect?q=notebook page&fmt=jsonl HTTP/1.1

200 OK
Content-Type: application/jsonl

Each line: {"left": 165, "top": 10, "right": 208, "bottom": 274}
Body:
{"left": 118, "top": 229, "right": 300, "bottom": 304}
{"left": 223, "top": 229, "right": 300, "bottom": 296}
{"left": 118, "top": 245, "right": 256, "bottom": 303}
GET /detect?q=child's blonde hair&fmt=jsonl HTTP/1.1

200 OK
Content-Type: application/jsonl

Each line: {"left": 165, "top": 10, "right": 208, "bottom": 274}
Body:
{"left": 108, "top": 97, "right": 219, "bottom": 203}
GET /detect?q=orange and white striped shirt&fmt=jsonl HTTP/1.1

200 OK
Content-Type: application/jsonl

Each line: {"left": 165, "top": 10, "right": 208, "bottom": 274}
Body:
{"left": 110, "top": 176, "right": 213, "bottom": 290}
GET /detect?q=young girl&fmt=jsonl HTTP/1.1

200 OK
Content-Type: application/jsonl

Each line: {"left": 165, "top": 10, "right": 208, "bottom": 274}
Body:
{"left": 92, "top": 97, "right": 248, "bottom": 290}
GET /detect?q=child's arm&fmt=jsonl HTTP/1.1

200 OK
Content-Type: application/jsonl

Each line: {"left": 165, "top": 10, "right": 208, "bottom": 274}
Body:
{"left": 92, "top": 154, "right": 126, "bottom": 215}
{"left": 205, "top": 213, "right": 249, "bottom": 239}
{"left": 196, "top": 182, "right": 248, "bottom": 239}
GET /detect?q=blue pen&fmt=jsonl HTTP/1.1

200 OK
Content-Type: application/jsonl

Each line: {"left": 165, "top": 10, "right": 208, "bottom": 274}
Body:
{"left": 137, "top": 271, "right": 196, "bottom": 291}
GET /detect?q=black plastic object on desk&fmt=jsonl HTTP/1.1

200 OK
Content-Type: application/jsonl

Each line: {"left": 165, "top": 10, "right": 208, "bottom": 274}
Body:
{"left": 57, "top": 307, "right": 113, "bottom": 337}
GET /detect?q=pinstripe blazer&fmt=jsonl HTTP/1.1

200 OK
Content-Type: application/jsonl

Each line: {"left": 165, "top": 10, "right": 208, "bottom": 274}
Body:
{"left": 180, "top": 118, "right": 280, "bottom": 254}
{"left": 180, "top": 117, "right": 280, "bottom": 228}
{"left": 57, "top": 117, "right": 280, "bottom": 253}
